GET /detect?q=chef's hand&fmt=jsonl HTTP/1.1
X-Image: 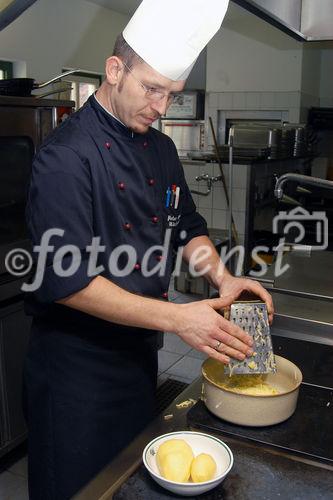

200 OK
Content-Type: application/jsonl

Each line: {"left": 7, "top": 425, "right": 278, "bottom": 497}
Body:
{"left": 218, "top": 275, "right": 274, "bottom": 323}
{"left": 174, "top": 296, "right": 253, "bottom": 365}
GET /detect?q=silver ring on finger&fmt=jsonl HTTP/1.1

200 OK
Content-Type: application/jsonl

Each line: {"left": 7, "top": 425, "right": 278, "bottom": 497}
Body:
{"left": 214, "top": 340, "right": 222, "bottom": 351}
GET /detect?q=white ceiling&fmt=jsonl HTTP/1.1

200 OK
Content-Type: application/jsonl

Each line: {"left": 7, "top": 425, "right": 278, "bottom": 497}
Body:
{"left": 85, "top": 0, "right": 140, "bottom": 16}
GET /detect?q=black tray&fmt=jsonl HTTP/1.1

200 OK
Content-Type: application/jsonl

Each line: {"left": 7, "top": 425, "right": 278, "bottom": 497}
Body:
{"left": 187, "top": 384, "right": 333, "bottom": 465}
{"left": 113, "top": 437, "right": 333, "bottom": 500}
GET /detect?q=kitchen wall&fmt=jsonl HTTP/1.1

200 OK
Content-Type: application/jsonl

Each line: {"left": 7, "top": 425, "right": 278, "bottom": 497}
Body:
{"left": 299, "top": 44, "right": 321, "bottom": 121}
{"left": 206, "top": 3, "right": 323, "bottom": 128}
{"left": 182, "top": 161, "right": 249, "bottom": 246}
{"left": 320, "top": 44, "right": 333, "bottom": 107}
{"left": 0, "top": 0, "right": 129, "bottom": 80}
{"left": 207, "top": 6, "right": 303, "bottom": 93}
{"left": 185, "top": 48, "right": 207, "bottom": 91}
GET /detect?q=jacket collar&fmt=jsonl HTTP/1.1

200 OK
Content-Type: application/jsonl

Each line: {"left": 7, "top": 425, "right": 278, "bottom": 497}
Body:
{"left": 88, "top": 93, "right": 149, "bottom": 141}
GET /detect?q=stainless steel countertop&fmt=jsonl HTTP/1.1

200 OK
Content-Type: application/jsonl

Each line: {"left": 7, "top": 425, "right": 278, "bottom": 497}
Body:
{"left": 259, "top": 250, "right": 333, "bottom": 301}
{"left": 270, "top": 291, "right": 333, "bottom": 327}
{"left": 74, "top": 374, "right": 333, "bottom": 500}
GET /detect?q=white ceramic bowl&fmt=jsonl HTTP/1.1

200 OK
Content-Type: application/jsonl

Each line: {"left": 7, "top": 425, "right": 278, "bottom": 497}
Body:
{"left": 142, "top": 431, "right": 233, "bottom": 497}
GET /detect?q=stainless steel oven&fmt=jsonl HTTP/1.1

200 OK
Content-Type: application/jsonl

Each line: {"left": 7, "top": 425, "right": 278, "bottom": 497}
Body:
{"left": 0, "top": 95, "right": 74, "bottom": 298}
{"left": 161, "top": 119, "right": 205, "bottom": 158}
{"left": 0, "top": 136, "right": 33, "bottom": 278}
{"left": 161, "top": 90, "right": 206, "bottom": 158}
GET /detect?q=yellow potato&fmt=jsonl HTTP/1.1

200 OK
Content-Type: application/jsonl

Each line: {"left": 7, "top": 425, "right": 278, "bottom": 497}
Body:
{"left": 159, "top": 450, "right": 192, "bottom": 482}
{"left": 157, "top": 439, "right": 193, "bottom": 467}
{"left": 157, "top": 439, "right": 194, "bottom": 482}
{"left": 190, "top": 453, "right": 217, "bottom": 483}
{"left": 217, "top": 374, "right": 279, "bottom": 396}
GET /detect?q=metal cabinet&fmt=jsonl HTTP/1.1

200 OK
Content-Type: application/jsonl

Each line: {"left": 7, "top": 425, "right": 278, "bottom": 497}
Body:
{"left": 0, "top": 299, "right": 31, "bottom": 456}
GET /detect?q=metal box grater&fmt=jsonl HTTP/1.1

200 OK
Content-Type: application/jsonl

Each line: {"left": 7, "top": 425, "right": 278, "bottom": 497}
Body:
{"left": 224, "top": 300, "right": 277, "bottom": 375}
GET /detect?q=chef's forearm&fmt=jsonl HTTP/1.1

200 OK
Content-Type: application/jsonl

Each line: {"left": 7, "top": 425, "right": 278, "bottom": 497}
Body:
{"left": 56, "top": 275, "right": 178, "bottom": 332}
{"left": 182, "top": 235, "right": 231, "bottom": 289}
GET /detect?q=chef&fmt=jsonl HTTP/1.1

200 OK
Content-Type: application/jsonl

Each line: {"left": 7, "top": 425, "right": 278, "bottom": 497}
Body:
{"left": 24, "top": 0, "right": 273, "bottom": 498}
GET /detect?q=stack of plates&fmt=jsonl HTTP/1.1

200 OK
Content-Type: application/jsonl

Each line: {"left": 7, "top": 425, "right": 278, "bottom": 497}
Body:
{"left": 227, "top": 123, "right": 311, "bottom": 160}
{"left": 280, "top": 127, "right": 294, "bottom": 158}
{"left": 216, "top": 145, "right": 270, "bottom": 162}
{"left": 283, "top": 124, "right": 308, "bottom": 157}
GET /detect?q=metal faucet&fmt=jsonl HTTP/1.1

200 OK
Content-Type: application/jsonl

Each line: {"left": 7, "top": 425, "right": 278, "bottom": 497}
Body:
{"left": 274, "top": 173, "right": 333, "bottom": 200}
{"left": 191, "top": 174, "right": 223, "bottom": 196}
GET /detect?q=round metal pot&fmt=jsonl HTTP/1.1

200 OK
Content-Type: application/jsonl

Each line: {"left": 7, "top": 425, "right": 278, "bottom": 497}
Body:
{"left": 201, "top": 355, "right": 302, "bottom": 427}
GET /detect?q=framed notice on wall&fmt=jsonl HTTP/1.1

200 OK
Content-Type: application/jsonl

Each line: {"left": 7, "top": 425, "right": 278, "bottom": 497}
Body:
{"left": 165, "top": 91, "right": 204, "bottom": 119}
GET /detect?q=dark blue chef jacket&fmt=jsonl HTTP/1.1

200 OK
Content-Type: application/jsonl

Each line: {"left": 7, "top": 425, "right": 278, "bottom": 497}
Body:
{"left": 24, "top": 94, "right": 208, "bottom": 499}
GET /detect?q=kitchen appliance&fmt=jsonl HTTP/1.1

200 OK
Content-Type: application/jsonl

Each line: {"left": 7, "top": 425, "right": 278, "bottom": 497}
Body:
{"left": 0, "top": 136, "right": 33, "bottom": 278}
{"left": 0, "top": 94, "right": 75, "bottom": 459}
{"left": 201, "top": 355, "right": 302, "bottom": 427}
{"left": 161, "top": 120, "right": 205, "bottom": 159}
{"left": 161, "top": 90, "right": 205, "bottom": 158}
{"left": 0, "top": 95, "right": 75, "bottom": 298}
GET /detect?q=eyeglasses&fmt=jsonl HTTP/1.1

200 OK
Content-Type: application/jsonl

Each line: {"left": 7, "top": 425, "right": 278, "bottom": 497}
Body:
{"left": 122, "top": 62, "right": 181, "bottom": 104}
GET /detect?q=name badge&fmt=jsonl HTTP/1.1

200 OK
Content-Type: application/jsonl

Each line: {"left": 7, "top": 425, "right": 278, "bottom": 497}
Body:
{"left": 167, "top": 214, "right": 181, "bottom": 227}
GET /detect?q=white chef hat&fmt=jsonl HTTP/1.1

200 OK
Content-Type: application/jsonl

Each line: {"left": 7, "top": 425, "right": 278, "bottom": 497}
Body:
{"left": 123, "top": 0, "right": 229, "bottom": 81}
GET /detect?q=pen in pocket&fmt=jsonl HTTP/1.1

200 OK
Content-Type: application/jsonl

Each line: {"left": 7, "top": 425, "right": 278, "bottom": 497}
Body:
{"left": 165, "top": 187, "right": 171, "bottom": 208}
{"left": 174, "top": 186, "right": 180, "bottom": 209}
{"left": 170, "top": 184, "right": 177, "bottom": 207}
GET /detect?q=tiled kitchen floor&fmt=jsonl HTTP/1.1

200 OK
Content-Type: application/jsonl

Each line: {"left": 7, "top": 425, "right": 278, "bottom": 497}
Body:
{"left": 0, "top": 456, "right": 28, "bottom": 500}
{"left": 0, "top": 280, "right": 206, "bottom": 499}
{"left": 158, "top": 277, "right": 208, "bottom": 385}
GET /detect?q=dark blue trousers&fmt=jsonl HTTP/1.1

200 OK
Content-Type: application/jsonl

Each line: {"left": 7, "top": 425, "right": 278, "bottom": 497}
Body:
{"left": 23, "top": 321, "right": 158, "bottom": 500}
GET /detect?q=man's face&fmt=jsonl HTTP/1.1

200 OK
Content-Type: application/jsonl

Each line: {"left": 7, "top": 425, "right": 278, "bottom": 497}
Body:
{"left": 111, "top": 60, "right": 186, "bottom": 134}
